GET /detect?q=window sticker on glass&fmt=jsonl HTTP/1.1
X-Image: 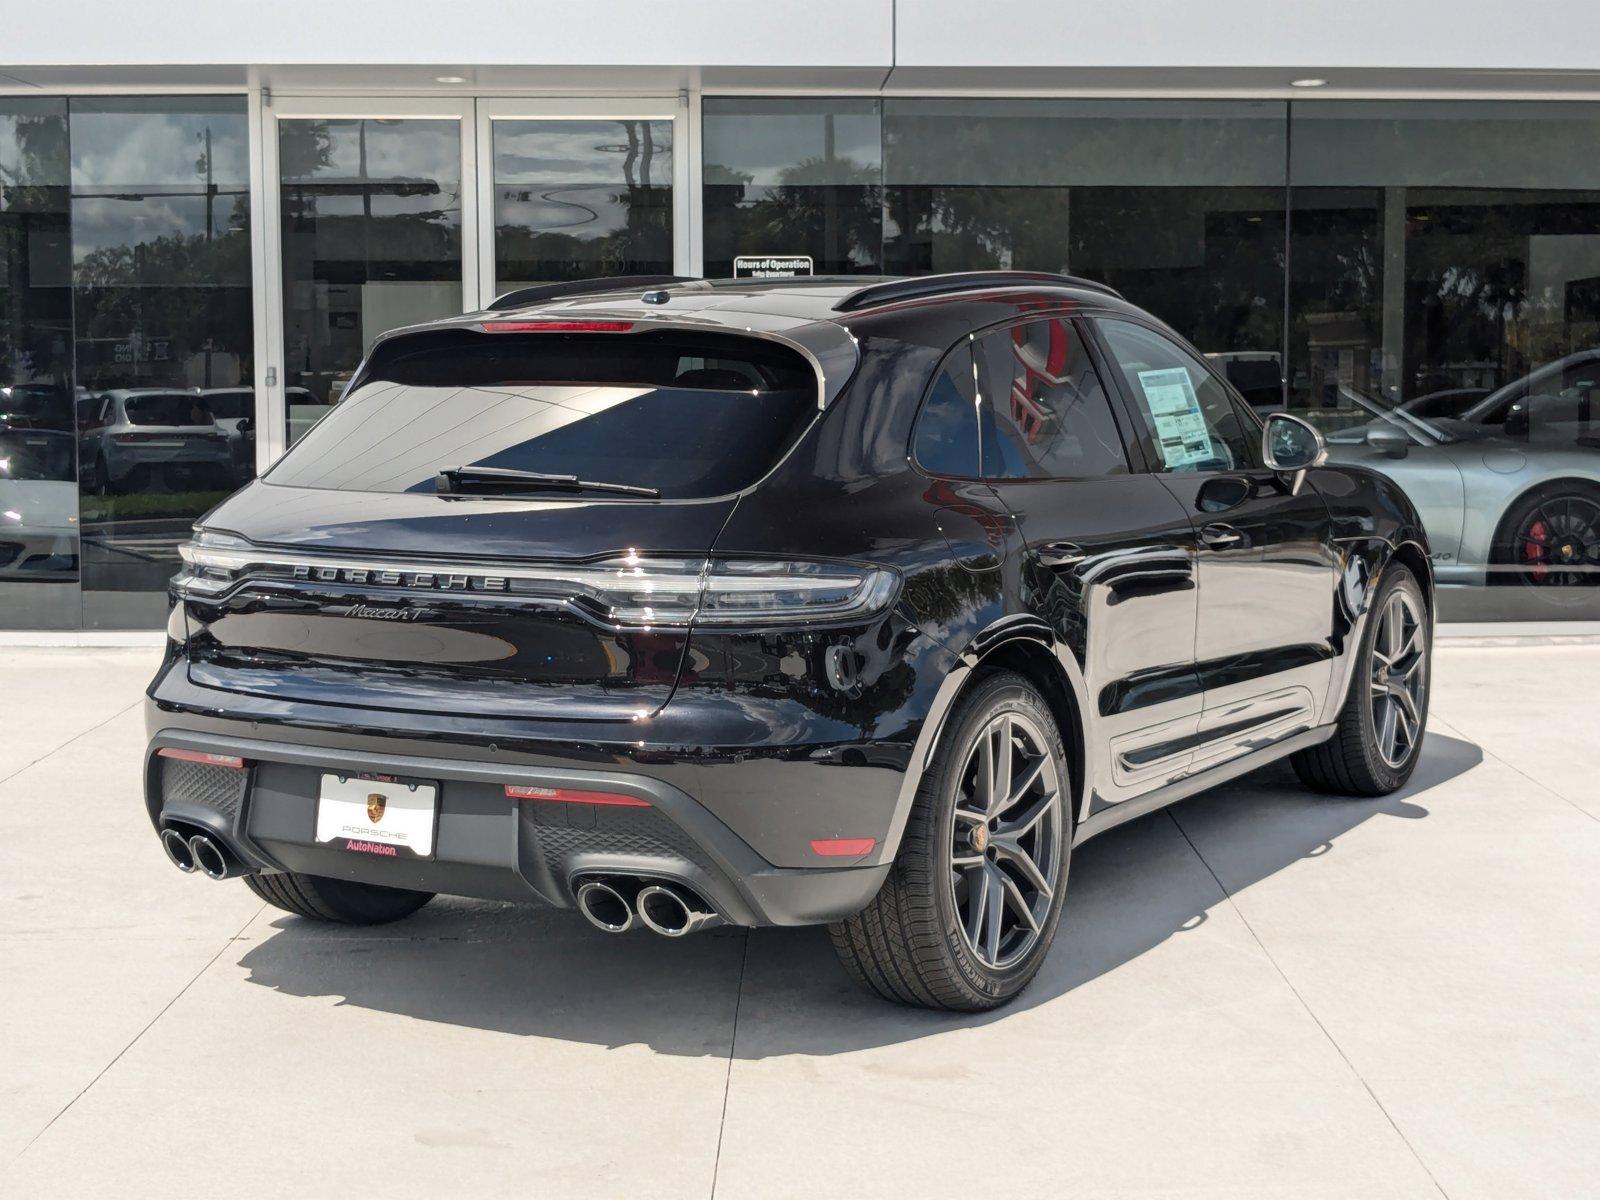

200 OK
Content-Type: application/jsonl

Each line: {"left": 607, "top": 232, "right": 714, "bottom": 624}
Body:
{"left": 1138, "top": 367, "right": 1214, "bottom": 468}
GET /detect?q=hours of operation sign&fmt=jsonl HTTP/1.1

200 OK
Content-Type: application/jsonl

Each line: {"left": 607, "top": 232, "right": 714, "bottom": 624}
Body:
{"left": 733, "top": 255, "right": 814, "bottom": 279}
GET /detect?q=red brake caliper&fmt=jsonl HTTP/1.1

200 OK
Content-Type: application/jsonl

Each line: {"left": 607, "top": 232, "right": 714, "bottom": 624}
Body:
{"left": 1524, "top": 519, "right": 1549, "bottom": 583}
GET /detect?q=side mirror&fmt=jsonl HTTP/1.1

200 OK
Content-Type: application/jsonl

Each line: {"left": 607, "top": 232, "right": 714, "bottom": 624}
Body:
{"left": 1262, "top": 412, "right": 1327, "bottom": 471}
{"left": 1262, "top": 412, "right": 1327, "bottom": 497}
{"left": 1364, "top": 424, "right": 1412, "bottom": 457}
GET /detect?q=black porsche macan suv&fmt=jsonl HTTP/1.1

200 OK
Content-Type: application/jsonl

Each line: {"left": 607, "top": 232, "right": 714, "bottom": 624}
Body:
{"left": 146, "top": 271, "right": 1433, "bottom": 1011}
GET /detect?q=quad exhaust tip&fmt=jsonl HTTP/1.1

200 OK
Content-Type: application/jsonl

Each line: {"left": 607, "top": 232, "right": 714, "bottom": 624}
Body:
{"left": 188, "top": 834, "right": 232, "bottom": 880}
{"left": 635, "top": 884, "right": 723, "bottom": 937}
{"left": 575, "top": 879, "right": 636, "bottom": 933}
{"left": 160, "top": 827, "right": 196, "bottom": 873}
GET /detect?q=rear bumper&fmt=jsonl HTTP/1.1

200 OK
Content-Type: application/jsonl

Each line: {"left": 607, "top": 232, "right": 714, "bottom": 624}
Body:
{"left": 143, "top": 723, "right": 891, "bottom": 928}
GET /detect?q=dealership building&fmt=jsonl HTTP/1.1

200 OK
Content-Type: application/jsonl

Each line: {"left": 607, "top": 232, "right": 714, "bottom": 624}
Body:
{"left": 3, "top": 0, "right": 1600, "bottom": 632}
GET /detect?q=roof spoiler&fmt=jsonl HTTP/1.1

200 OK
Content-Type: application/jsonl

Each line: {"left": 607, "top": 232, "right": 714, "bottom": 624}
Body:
{"left": 833, "top": 271, "right": 1121, "bottom": 313}
{"left": 486, "top": 276, "right": 704, "bottom": 312}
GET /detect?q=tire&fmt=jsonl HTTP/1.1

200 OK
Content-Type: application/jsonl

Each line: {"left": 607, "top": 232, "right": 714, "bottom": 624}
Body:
{"left": 244, "top": 871, "right": 434, "bottom": 925}
{"left": 828, "top": 671, "right": 1072, "bottom": 1012}
{"left": 1293, "top": 563, "right": 1430, "bottom": 796}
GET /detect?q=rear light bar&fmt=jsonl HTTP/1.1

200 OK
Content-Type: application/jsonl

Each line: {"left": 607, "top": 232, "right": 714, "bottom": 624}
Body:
{"left": 480, "top": 320, "right": 634, "bottom": 334}
{"left": 157, "top": 747, "right": 247, "bottom": 770}
{"left": 174, "top": 532, "right": 902, "bottom": 628}
{"left": 505, "top": 784, "right": 650, "bottom": 808}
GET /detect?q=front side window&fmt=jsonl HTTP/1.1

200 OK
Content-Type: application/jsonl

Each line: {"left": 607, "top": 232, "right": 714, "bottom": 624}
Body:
{"left": 1097, "top": 319, "right": 1259, "bottom": 473}
{"left": 911, "top": 343, "right": 980, "bottom": 477}
{"left": 972, "top": 318, "right": 1128, "bottom": 479}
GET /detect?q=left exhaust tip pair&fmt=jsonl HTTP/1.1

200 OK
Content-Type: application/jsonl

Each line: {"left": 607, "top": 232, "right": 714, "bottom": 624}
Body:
{"left": 160, "top": 826, "right": 237, "bottom": 880}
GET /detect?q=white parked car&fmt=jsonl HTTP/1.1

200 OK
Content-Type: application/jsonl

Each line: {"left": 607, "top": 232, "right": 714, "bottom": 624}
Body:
{"left": 0, "top": 429, "right": 78, "bottom": 581}
{"left": 79, "top": 389, "right": 234, "bottom": 495}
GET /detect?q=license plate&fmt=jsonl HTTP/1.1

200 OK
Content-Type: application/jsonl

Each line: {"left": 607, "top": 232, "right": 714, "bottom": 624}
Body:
{"left": 315, "top": 773, "right": 437, "bottom": 859}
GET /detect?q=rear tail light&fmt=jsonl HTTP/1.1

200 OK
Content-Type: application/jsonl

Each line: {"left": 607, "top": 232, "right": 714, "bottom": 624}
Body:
{"left": 693, "top": 560, "right": 899, "bottom": 625}
{"left": 546, "top": 556, "right": 899, "bottom": 627}
{"left": 174, "top": 529, "right": 251, "bottom": 596}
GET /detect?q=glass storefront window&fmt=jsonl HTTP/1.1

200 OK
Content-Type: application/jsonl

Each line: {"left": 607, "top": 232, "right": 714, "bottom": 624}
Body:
{"left": 69, "top": 97, "right": 253, "bottom": 629}
{"left": 279, "top": 117, "right": 462, "bottom": 444}
{"left": 701, "top": 98, "right": 1285, "bottom": 384}
{"left": 6, "top": 92, "right": 1600, "bottom": 630}
{"left": 702, "top": 98, "right": 883, "bottom": 277}
{"left": 1289, "top": 102, "right": 1600, "bottom": 618}
{"left": 491, "top": 118, "right": 673, "bottom": 292}
{"left": 883, "top": 99, "right": 1288, "bottom": 385}
{"left": 0, "top": 98, "right": 75, "bottom": 629}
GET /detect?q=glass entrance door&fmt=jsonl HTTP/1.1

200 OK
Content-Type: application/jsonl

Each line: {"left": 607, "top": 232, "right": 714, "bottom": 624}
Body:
{"left": 263, "top": 98, "right": 478, "bottom": 452}
{"left": 259, "top": 97, "right": 689, "bottom": 466}
{"left": 474, "top": 99, "right": 689, "bottom": 306}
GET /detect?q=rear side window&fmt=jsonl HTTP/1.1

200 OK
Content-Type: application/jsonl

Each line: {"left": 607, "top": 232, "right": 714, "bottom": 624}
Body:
{"left": 912, "top": 343, "right": 980, "bottom": 477}
{"left": 972, "top": 318, "right": 1128, "bottom": 480}
{"left": 264, "top": 330, "right": 818, "bottom": 499}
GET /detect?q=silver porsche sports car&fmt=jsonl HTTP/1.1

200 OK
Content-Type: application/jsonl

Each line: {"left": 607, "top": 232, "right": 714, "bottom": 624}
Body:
{"left": 1323, "top": 350, "right": 1600, "bottom": 596}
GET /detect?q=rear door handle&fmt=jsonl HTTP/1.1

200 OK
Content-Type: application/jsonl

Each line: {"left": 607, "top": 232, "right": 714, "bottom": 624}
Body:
{"left": 1200, "top": 523, "right": 1244, "bottom": 548}
{"left": 1037, "top": 541, "right": 1088, "bottom": 568}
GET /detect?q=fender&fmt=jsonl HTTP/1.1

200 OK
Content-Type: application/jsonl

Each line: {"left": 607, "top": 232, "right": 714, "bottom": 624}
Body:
{"left": 1321, "top": 532, "right": 1433, "bottom": 722}
{"left": 870, "top": 612, "right": 1094, "bottom": 867}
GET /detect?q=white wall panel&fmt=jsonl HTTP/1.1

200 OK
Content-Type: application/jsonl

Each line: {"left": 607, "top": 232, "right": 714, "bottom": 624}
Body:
{"left": 0, "top": 0, "right": 893, "bottom": 68}
{"left": 896, "top": 0, "right": 1599, "bottom": 72}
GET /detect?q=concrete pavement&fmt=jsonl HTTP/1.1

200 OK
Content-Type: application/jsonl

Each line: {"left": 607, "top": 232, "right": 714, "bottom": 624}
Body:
{"left": 2, "top": 643, "right": 1596, "bottom": 1199}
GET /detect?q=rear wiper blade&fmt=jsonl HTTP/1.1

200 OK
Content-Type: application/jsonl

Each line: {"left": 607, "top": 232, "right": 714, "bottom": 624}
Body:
{"left": 436, "top": 466, "right": 659, "bottom": 498}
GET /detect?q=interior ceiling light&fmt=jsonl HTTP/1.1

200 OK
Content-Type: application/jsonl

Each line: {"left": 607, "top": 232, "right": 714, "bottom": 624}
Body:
{"left": 1290, "top": 78, "right": 1328, "bottom": 88}
{"left": 435, "top": 75, "right": 467, "bottom": 84}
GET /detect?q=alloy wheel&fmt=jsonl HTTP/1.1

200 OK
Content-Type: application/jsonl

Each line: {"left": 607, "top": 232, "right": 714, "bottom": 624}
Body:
{"left": 1518, "top": 495, "right": 1600, "bottom": 587}
{"left": 948, "top": 710, "right": 1064, "bottom": 970}
{"left": 1369, "top": 588, "right": 1427, "bottom": 769}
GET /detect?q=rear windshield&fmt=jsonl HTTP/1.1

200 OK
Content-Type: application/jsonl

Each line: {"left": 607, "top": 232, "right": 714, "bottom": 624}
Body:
{"left": 124, "top": 393, "right": 214, "bottom": 426}
{"left": 264, "top": 330, "right": 819, "bottom": 499}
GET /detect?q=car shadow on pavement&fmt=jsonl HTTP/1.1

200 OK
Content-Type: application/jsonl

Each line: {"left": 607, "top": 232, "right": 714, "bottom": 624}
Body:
{"left": 238, "top": 732, "right": 1482, "bottom": 1057}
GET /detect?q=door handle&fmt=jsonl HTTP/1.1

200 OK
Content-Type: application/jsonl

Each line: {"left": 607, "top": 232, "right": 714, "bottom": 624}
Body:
{"left": 1200, "top": 523, "right": 1244, "bottom": 548}
{"left": 1105, "top": 567, "right": 1195, "bottom": 605}
{"left": 1037, "top": 541, "right": 1088, "bottom": 568}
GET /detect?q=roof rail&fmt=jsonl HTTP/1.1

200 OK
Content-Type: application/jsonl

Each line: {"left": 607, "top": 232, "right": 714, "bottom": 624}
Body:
{"left": 485, "top": 275, "right": 701, "bottom": 312}
{"left": 833, "top": 271, "right": 1121, "bottom": 313}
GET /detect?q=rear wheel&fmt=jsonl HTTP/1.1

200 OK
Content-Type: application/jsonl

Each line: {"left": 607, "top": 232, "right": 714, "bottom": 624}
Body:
{"left": 244, "top": 871, "right": 433, "bottom": 925}
{"left": 1493, "top": 485, "right": 1600, "bottom": 590}
{"left": 1293, "top": 564, "right": 1430, "bottom": 796}
{"left": 829, "top": 671, "right": 1071, "bottom": 1011}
